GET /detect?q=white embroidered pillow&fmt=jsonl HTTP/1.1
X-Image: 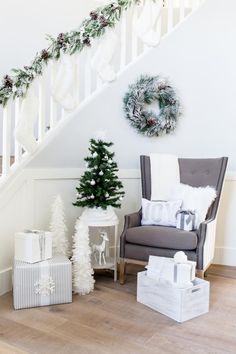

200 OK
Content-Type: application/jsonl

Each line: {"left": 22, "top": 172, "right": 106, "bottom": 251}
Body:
{"left": 169, "top": 183, "right": 217, "bottom": 228}
{"left": 141, "top": 198, "right": 182, "bottom": 227}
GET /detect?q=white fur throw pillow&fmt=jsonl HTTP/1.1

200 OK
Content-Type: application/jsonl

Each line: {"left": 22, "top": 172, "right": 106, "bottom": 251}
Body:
{"left": 169, "top": 183, "right": 217, "bottom": 228}
{"left": 141, "top": 198, "right": 182, "bottom": 227}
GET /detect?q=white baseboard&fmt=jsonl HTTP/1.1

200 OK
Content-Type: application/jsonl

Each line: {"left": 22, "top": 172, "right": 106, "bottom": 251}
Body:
{"left": 214, "top": 247, "right": 236, "bottom": 266}
{"left": 0, "top": 268, "right": 12, "bottom": 296}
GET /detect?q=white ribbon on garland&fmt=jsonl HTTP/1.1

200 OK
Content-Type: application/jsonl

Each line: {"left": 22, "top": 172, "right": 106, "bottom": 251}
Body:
{"left": 133, "top": 0, "right": 163, "bottom": 47}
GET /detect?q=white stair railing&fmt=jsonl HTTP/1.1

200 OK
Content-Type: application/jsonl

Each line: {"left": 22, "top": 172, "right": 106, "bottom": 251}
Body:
{"left": 0, "top": 0, "right": 205, "bottom": 182}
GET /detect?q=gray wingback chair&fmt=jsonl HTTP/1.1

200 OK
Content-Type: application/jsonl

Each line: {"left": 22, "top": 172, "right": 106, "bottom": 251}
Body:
{"left": 119, "top": 156, "right": 228, "bottom": 284}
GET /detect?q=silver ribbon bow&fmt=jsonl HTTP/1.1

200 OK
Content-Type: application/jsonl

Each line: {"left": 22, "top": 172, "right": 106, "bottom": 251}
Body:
{"left": 24, "top": 229, "right": 46, "bottom": 260}
{"left": 176, "top": 210, "right": 195, "bottom": 230}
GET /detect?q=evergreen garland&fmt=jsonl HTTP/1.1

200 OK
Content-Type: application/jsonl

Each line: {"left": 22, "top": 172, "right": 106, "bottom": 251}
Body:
{"left": 73, "top": 138, "right": 125, "bottom": 209}
{"left": 0, "top": 0, "right": 142, "bottom": 107}
{"left": 123, "top": 74, "right": 181, "bottom": 137}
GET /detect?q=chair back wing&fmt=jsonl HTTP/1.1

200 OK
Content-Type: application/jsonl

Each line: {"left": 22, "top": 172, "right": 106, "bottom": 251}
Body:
{"left": 140, "top": 156, "right": 228, "bottom": 220}
{"left": 140, "top": 155, "right": 152, "bottom": 200}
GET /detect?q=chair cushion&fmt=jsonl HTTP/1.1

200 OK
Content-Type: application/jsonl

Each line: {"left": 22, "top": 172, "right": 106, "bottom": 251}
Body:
{"left": 126, "top": 226, "right": 198, "bottom": 250}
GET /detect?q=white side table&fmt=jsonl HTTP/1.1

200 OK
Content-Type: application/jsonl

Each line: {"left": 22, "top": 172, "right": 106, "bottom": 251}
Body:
{"left": 81, "top": 208, "right": 119, "bottom": 282}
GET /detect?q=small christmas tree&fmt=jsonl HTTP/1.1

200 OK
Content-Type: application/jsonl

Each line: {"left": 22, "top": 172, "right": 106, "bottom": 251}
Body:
{"left": 72, "top": 218, "right": 95, "bottom": 295}
{"left": 73, "top": 136, "right": 125, "bottom": 210}
{"left": 50, "top": 195, "right": 69, "bottom": 257}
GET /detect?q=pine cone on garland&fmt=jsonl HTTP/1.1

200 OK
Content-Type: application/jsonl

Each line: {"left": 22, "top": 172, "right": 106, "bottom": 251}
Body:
{"left": 109, "top": 3, "right": 119, "bottom": 11}
{"left": 40, "top": 49, "right": 50, "bottom": 61}
{"left": 90, "top": 11, "right": 98, "bottom": 20}
{"left": 57, "top": 33, "right": 66, "bottom": 48}
{"left": 147, "top": 118, "right": 156, "bottom": 127}
{"left": 99, "top": 15, "right": 109, "bottom": 28}
{"left": 158, "top": 83, "right": 167, "bottom": 90}
{"left": 83, "top": 37, "right": 91, "bottom": 46}
{"left": 3, "top": 75, "right": 13, "bottom": 89}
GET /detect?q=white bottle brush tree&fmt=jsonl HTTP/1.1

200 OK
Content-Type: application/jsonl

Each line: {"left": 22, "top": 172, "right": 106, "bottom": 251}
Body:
{"left": 50, "top": 195, "right": 69, "bottom": 257}
{"left": 72, "top": 218, "right": 95, "bottom": 295}
{"left": 73, "top": 136, "right": 125, "bottom": 210}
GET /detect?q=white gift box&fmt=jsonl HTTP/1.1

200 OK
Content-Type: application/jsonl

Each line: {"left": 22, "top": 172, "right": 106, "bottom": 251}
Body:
{"left": 13, "top": 256, "right": 72, "bottom": 310}
{"left": 146, "top": 254, "right": 196, "bottom": 288}
{"left": 137, "top": 271, "right": 209, "bottom": 322}
{"left": 15, "top": 230, "right": 52, "bottom": 263}
{"left": 176, "top": 210, "right": 196, "bottom": 231}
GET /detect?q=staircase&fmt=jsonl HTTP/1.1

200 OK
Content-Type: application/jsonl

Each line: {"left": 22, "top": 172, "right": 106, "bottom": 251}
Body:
{"left": 0, "top": 0, "right": 205, "bottom": 186}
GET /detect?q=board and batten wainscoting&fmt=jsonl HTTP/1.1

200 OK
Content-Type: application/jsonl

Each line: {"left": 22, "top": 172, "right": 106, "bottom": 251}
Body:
{"left": 0, "top": 168, "right": 236, "bottom": 295}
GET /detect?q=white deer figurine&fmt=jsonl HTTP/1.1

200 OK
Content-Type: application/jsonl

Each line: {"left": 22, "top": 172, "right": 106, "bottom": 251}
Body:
{"left": 92, "top": 231, "right": 109, "bottom": 265}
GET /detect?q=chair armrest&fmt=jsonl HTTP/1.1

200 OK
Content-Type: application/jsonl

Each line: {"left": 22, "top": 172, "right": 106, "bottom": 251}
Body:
{"left": 197, "top": 218, "right": 215, "bottom": 240}
{"left": 197, "top": 218, "right": 216, "bottom": 270}
{"left": 120, "top": 210, "right": 141, "bottom": 258}
{"left": 124, "top": 210, "right": 142, "bottom": 229}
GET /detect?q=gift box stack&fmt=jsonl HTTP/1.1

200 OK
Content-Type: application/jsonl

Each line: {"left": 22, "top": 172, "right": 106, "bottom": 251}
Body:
{"left": 137, "top": 252, "right": 210, "bottom": 323}
{"left": 13, "top": 230, "right": 72, "bottom": 310}
{"left": 146, "top": 251, "right": 196, "bottom": 288}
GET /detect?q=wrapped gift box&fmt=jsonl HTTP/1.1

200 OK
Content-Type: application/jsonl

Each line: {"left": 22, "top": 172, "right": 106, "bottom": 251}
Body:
{"left": 137, "top": 271, "right": 209, "bottom": 323}
{"left": 15, "top": 230, "right": 52, "bottom": 263}
{"left": 176, "top": 210, "right": 196, "bottom": 231}
{"left": 13, "top": 256, "right": 72, "bottom": 310}
{"left": 146, "top": 254, "right": 196, "bottom": 288}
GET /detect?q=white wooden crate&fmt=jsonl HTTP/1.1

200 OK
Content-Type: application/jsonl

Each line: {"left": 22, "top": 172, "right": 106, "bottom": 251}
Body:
{"left": 137, "top": 271, "right": 209, "bottom": 323}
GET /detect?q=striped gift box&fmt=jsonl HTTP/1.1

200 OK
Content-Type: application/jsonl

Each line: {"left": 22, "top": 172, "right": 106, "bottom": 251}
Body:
{"left": 13, "top": 256, "right": 72, "bottom": 310}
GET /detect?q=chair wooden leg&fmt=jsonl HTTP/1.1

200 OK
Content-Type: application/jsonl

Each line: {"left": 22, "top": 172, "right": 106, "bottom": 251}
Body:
{"left": 119, "top": 259, "right": 126, "bottom": 285}
{"left": 197, "top": 269, "right": 205, "bottom": 279}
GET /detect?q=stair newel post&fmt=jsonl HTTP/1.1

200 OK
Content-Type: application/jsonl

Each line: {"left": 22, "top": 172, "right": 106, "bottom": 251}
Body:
{"left": 14, "top": 97, "right": 22, "bottom": 163}
{"left": 167, "top": 0, "right": 174, "bottom": 32}
{"left": 50, "top": 61, "right": 57, "bottom": 130}
{"left": 120, "top": 11, "right": 127, "bottom": 71}
{"left": 2, "top": 101, "right": 12, "bottom": 177}
{"left": 38, "top": 74, "right": 46, "bottom": 142}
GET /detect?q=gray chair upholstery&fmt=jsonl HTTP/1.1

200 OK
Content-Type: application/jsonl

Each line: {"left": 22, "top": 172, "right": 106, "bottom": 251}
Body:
{"left": 119, "top": 156, "right": 228, "bottom": 283}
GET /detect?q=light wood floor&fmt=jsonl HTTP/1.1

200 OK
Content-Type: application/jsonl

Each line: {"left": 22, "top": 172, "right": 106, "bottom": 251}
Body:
{"left": 0, "top": 265, "right": 236, "bottom": 354}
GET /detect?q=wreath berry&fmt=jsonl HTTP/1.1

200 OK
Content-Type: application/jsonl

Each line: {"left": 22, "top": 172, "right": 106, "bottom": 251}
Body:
{"left": 123, "top": 75, "right": 181, "bottom": 137}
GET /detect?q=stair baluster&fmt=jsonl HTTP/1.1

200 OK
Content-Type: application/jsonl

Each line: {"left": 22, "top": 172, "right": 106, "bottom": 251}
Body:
{"left": 2, "top": 102, "right": 12, "bottom": 177}
{"left": 14, "top": 98, "right": 22, "bottom": 163}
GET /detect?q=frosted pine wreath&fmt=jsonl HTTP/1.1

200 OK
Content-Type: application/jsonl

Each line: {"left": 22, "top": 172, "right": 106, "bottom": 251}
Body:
{"left": 123, "top": 75, "right": 181, "bottom": 137}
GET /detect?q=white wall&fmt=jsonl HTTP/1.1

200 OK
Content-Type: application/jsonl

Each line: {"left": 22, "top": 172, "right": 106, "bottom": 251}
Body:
{"left": 0, "top": 0, "right": 97, "bottom": 78}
